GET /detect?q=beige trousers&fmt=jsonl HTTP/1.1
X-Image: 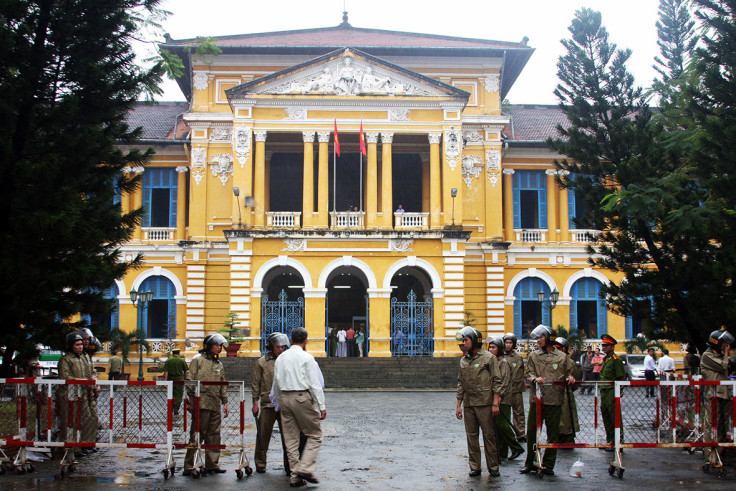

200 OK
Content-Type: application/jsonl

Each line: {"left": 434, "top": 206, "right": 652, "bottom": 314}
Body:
{"left": 464, "top": 404, "right": 499, "bottom": 472}
{"left": 511, "top": 391, "right": 526, "bottom": 437}
{"left": 184, "top": 409, "right": 222, "bottom": 470}
{"left": 280, "top": 391, "right": 322, "bottom": 481}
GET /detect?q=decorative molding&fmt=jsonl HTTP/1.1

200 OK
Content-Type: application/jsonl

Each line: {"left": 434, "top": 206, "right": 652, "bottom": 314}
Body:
{"left": 366, "top": 132, "right": 379, "bottom": 144}
{"left": 462, "top": 154, "right": 483, "bottom": 188}
{"left": 545, "top": 169, "right": 557, "bottom": 176}
{"left": 302, "top": 131, "right": 316, "bottom": 143}
{"left": 428, "top": 132, "right": 442, "bottom": 145}
{"left": 210, "top": 153, "right": 234, "bottom": 186}
{"left": 380, "top": 132, "right": 394, "bottom": 144}
{"left": 388, "top": 108, "right": 410, "bottom": 121}
{"left": 486, "top": 149, "right": 502, "bottom": 186}
{"left": 210, "top": 127, "right": 232, "bottom": 142}
{"left": 389, "top": 239, "right": 414, "bottom": 252}
{"left": 254, "top": 130, "right": 267, "bottom": 142}
{"left": 480, "top": 73, "right": 500, "bottom": 93}
{"left": 502, "top": 168, "right": 515, "bottom": 176}
{"left": 463, "top": 130, "right": 483, "bottom": 144}
{"left": 191, "top": 147, "right": 207, "bottom": 185}
{"left": 317, "top": 131, "right": 331, "bottom": 143}
{"left": 233, "top": 127, "right": 251, "bottom": 168}
{"left": 286, "top": 107, "right": 307, "bottom": 120}
{"left": 151, "top": 341, "right": 163, "bottom": 353}
{"left": 175, "top": 166, "right": 189, "bottom": 174}
{"left": 282, "top": 239, "right": 307, "bottom": 252}
{"left": 193, "top": 72, "right": 209, "bottom": 91}
{"left": 445, "top": 127, "right": 460, "bottom": 171}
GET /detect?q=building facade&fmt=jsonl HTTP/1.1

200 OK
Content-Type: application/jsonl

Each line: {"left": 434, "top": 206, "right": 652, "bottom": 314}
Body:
{"left": 108, "top": 16, "right": 647, "bottom": 360}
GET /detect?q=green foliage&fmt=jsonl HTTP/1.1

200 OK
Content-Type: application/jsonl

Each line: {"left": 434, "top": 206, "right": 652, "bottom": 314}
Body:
{"left": 548, "top": 6, "right": 736, "bottom": 352}
{"left": 555, "top": 325, "right": 586, "bottom": 355}
{"left": 622, "top": 335, "right": 666, "bottom": 354}
{"left": 219, "top": 312, "right": 245, "bottom": 342}
{"left": 0, "top": 1, "right": 166, "bottom": 376}
{"left": 110, "top": 328, "right": 151, "bottom": 370}
{"left": 462, "top": 311, "right": 477, "bottom": 327}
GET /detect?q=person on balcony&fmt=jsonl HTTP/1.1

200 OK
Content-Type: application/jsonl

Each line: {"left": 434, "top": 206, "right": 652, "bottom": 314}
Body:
{"left": 395, "top": 204, "right": 404, "bottom": 213}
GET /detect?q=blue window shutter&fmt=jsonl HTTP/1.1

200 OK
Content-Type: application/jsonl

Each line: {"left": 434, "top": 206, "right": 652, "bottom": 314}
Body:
{"left": 514, "top": 296, "right": 521, "bottom": 337}
{"left": 170, "top": 186, "right": 178, "bottom": 227}
{"left": 570, "top": 281, "right": 578, "bottom": 332}
{"left": 625, "top": 316, "right": 632, "bottom": 339}
{"left": 568, "top": 188, "right": 576, "bottom": 230}
{"left": 142, "top": 170, "right": 152, "bottom": 227}
{"left": 598, "top": 297, "right": 607, "bottom": 336}
{"left": 512, "top": 171, "right": 521, "bottom": 228}
{"left": 537, "top": 172, "right": 547, "bottom": 229}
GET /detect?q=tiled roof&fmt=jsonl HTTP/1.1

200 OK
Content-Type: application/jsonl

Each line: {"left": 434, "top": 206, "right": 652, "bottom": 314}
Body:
{"left": 170, "top": 24, "right": 527, "bottom": 50}
{"left": 125, "top": 102, "right": 190, "bottom": 140}
{"left": 505, "top": 104, "right": 568, "bottom": 142}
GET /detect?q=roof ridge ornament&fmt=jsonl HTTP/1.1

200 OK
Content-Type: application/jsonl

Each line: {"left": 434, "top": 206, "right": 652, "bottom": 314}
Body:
{"left": 341, "top": 10, "right": 351, "bottom": 27}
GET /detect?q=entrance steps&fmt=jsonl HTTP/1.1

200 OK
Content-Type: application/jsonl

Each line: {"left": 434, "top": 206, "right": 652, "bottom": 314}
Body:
{"left": 220, "top": 356, "right": 459, "bottom": 389}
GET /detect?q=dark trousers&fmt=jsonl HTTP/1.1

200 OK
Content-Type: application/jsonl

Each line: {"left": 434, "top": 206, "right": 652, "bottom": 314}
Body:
{"left": 347, "top": 339, "right": 356, "bottom": 357}
{"left": 524, "top": 403, "right": 561, "bottom": 470}
{"left": 644, "top": 370, "right": 657, "bottom": 397}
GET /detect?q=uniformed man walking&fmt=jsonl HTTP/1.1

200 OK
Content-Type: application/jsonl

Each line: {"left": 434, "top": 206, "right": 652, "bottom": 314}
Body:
{"left": 58, "top": 332, "right": 99, "bottom": 461}
{"left": 162, "top": 348, "right": 188, "bottom": 415}
{"left": 519, "top": 325, "right": 575, "bottom": 476}
{"left": 108, "top": 348, "right": 123, "bottom": 380}
{"left": 252, "top": 332, "right": 290, "bottom": 474}
{"left": 487, "top": 336, "right": 524, "bottom": 461}
{"left": 272, "top": 327, "right": 326, "bottom": 488}
{"left": 456, "top": 327, "right": 503, "bottom": 477}
{"left": 598, "top": 334, "right": 625, "bottom": 448}
{"left": 502, "top": 333, "right": 526, "bottom": 441}
{"left": 700, "top": 328, "right": 733, "bottom": 467}
{"left": 184, "top": 334, "right": 229, "bottom": 475}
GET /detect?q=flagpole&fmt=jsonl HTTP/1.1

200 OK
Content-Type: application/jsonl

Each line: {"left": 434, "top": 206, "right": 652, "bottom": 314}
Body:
{"left": 333, "top": 133, "right": 336, "bottom": 217}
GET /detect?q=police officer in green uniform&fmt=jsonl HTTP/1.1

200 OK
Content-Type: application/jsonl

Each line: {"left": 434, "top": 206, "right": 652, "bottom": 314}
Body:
{"left": 162, "top": 348, "right": 188, "bottom": 415}
{"left": 456, "top": 327, "right": 503, "bottom": 478}
{"left": 598, "top": 334, "right": 625, "bottom": 448}
{"left": 701, "top": 328, "right": 733, "bottom": 466}
{"left": 554, "top": 337, "right": 579, "bottom": 444}
{"left": 502, "top": 333, "right": 526, "bottom": 441}
{"left": 487, "top": 336, "right": 524, "bottom": 461}
{"left": 519, "top": 325, "right": 575, "bottom": 476}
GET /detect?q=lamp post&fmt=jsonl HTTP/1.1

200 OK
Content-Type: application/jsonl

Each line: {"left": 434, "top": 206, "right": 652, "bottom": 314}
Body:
{"left": 130, "top": 288, "right": 154, "bottom": 381}
{"left": 537, "top": 288, "right": 559, "bottom": 326}
{"left": 233, "top": 186, "right": 243, "bottom": 229}
{"left": 451, "top": 187, "right": 458, "bottom": 227}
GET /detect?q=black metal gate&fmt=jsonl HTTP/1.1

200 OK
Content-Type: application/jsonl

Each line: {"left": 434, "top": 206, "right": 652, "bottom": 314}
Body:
{"left": 261, "top": 289, "right": 304, "bottom": 355}
{"left": 390, "top": 290, "right": 433, "bottom": 357}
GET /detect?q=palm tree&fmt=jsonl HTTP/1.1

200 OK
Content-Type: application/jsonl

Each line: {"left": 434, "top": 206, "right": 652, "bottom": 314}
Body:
{"left": 109, "top": 328, "right": 150, "bottom": 376}
{"left": 555, "top": 325, "right": 586, "bottom": 355}
{"left": 623, "top": 334, "right": 665, "bottom": 354}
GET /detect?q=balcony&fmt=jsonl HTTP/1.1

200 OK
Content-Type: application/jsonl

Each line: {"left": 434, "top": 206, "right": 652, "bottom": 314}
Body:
{"left": 142, "top": 227, "right": 176, "bottom": 241}
{"left": 514, "top": 229, "right": 546, "bottom": 242}
{"left": 570, "top": 229, "right": 600, "bottom": 243}
{"left": 266, "top": 212, "right": 301, "bottom": 228}
{"left": 394, "top": 212, "right": 429, "bottom": 230}
{"left": 330, "top": 211, "right": 365, "bottom": 229}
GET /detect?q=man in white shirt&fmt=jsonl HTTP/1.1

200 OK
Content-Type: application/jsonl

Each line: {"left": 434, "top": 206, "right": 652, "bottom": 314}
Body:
{"left": 272, "top": 327, "right": 326, "bottom": 487}
{"left": 643, "top": 347, "right": 657, "bottom": 397}
{"left": 657, "top": 348, "right": 676, "bottom": 377}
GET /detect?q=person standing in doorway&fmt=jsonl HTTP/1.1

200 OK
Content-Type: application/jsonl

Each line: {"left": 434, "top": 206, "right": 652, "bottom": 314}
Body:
{"left": 184, "top": 334, "right": 229, "bottom": 475}
{"left": 346, "top": 325, "right": 356, "bottom": 357}
{"left": 252, "top": 332, "right": 290, "bottom": 474}
{"left": 456, "top": 327, "right": 503, "bottom": 478}
{"left": 355, "top": 324, "right": 366, "bottom": 357}
{"left": 272, "top": 327, "right": 326, "bottom": 487}
{"left": 162, "top": 348, "right": 188, "bottom": 415}
{"left": 336, "top": 327, "right": 347, "bottom": 357}
{"left": 502, "top": 333, "right": 526, "bottom": 441}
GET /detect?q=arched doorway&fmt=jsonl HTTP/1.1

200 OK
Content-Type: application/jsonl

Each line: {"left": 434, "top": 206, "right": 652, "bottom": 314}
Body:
{"left": 569, "top": 277, "right": 607, "bottom": 338}
{"left": 261, "top": 266, "right": 305, "bottom": 354}
{"left": 325, "top": 266, "right": 368, "bottom": 357}
{"left": 389, "top": 267, "right": 434, "bottom": 357}
{"left": 140, "top": 276, "right": 176, "bottom": 339}
{"left": 513, "top": 277, "right": 552, "bottom": 339}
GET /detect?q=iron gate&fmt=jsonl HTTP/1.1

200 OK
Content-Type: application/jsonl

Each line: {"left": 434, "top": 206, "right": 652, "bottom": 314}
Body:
{"left": 390, "top": 290, "right": 433, "bottom": 357}
{"left": 261, "top": 289, "right": 304, "bottom": 354}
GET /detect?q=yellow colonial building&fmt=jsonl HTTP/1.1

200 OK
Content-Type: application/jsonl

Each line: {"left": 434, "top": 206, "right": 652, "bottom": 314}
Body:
{"left": 109, "top": 14, "right": 645, "bottom": 361}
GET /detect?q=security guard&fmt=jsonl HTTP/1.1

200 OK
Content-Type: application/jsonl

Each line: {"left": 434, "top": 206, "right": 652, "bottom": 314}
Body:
{"left": 162, "top": 348, "right": 188, "bottom": 415}
{"left": 519, "top": 325, "right": 575, "bottom": 476}
{"left": 554, "top": 337, "right": 579, "bottom": 444}
{"left": 598, "top": 334, "right": 625, "bottom": 448}
{"left": 58, "top": 332, "right": 99, "bottom": 460}
{"left": 487, "top": 336, "right": 524, "bottom": 461}
{"left": 252, "top": 332, "right": 290, "bottom": 473}
{"left": 502, "top": 333, "right": 526, "bottom": 441}
{"left": 184, "top": 334, "right": 229, "bottom": 475}
{"left": 456, "top": 327, "right": 503, "bottom": 477}
{"left": 701, "top": 328, "right": 734, "bottom": 466}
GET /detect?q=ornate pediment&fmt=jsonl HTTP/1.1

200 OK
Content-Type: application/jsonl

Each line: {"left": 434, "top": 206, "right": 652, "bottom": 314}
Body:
{"left": 226, "top": 48, "right": 470, "bottom": 101}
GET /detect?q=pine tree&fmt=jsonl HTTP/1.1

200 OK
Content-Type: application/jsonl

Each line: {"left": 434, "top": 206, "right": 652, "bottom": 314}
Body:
{"left": 548, "top": 8, "right": 730, "bottom": 350}
{"left": 0, "top": 1, "right": 165, "bottom": 375}
{"left": 654, "top": 0, "right": 698, "bottom": 82}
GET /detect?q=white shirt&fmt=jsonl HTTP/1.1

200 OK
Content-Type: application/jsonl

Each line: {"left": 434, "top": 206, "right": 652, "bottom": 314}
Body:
{"left": 272, "top": 345, "right": 326, "bottom": 410}
{"left": 336, "top": 330, "right": 347, "bottom": 342}
{"left": 658, "top": 355, "right": 675, "bottom": 372}
{"left": 644, "top": 354, "right": 657, "bottom": 371}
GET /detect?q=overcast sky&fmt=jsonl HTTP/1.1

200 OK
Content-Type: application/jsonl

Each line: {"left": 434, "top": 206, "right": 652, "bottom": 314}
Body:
{"left": 152, "top": 0, "right": 663, "bottom": 105}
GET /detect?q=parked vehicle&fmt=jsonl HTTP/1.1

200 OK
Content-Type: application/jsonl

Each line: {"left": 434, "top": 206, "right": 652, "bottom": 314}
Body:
{"left": 620, "top": 354, "right": 646, "bottom": 381}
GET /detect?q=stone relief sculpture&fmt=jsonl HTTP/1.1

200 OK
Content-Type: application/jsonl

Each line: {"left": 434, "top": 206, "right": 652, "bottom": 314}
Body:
{"left": 481, "top": 73, "right": 500, "bottom": 92}
{"left": 282, "top": 239, "right": 307, "bottom": 252}
{"left": 233, "top": 128, "right": 251, "bottom": 167}
{"left": 462, "top": 154, "right": 483, "bottom": 188}
{"left": 462, "top": 130, "right": 483, "bottom": 144}
{"left": 389, "top": 239, "right": 414, "bottom": 253}
{"left": 388, "top": 108, "right": 410, "bottom": 121}
{"left": 210, "top": 153, "right": 233, "bottom": 186}
{"left": 193, "top": 72, "right": 209, "bottom": 91}
{"left": 486, "top": 149, "right": 501, "bottom": 187}
{"left": 285, "top": 107, "right": 308, "bottom": 120}
{"left": 445, "top": 127, "right": 461, "bottom": 171}
{"left": 335, "top": 57, "right": 359, "bottom": 95}
{"left": 210, "top": 127, "right": 232, "bottom": 142}
{"left": 191, "top": 147, "right": 207, "bottom": 185}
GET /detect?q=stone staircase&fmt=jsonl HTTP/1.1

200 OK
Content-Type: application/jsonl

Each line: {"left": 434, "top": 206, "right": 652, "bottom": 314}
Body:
{"left": 220, "top": 356, "right": 459, "bottom": 389}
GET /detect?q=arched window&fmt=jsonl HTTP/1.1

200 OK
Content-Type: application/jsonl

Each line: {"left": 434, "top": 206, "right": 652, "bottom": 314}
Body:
{"left": 140, "top": 276, "right": 176, "bottom": 339}
{"left": 569, "top": 277, "right": 607, "bottom": 338}
{"left": 513, "top": 277, "right": 552, "bottom": 338}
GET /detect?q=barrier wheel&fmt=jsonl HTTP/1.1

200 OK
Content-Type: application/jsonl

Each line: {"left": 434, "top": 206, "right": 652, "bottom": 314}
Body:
{"left": 200, "top": 467, "right": 208, "bottom": 476}
{"left": 608, "top": 465, "right": 616, "bottom": 476}
{"left": 27, "top": 463, "right": 34, "bottom": 473}
{"left": 536, "top": 468, "right": 544, "bottom": 478}
{"left": 718, "top": 468, "right": 727, "bottom": 479}
{"left": 245, "top": 466, "right": 253, "bottom": 476}
{"left": 236, "top": 469, "right": 244, "bottom": 480}
{"left": 688, "top": 448, "right": 696, "bottom": 455}
{"left": 191, "top": 469, "right": 200, "bottom": 479}
{"left": 163, "top": 469, "right": 169, "bottom": 480}
{"left": 68, "top": 465, "right": 76, "bottom": 473}
{"left": 617, "top": 468, "right": 624, "bottom": 479}
{"left": 16, "top": 467, "right": 25, "bottom": 475}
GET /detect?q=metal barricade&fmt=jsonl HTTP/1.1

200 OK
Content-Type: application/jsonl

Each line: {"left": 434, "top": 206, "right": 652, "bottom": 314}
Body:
{"left": 0, "top": 378, "right": 174, "bottom": 478}
{"left": 612, "top": 380, "right": 735, "bottom": 479}
{"left": 532, "top": 381, "right": 613, "bottom": 476}
{"left": 177, "top": 380, "right": 252, "bottom": 479}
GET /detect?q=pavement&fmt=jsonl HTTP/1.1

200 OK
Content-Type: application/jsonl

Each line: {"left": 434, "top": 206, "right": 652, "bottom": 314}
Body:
{"left": 2, "top": 391, "right": 734, "bottom": 490}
